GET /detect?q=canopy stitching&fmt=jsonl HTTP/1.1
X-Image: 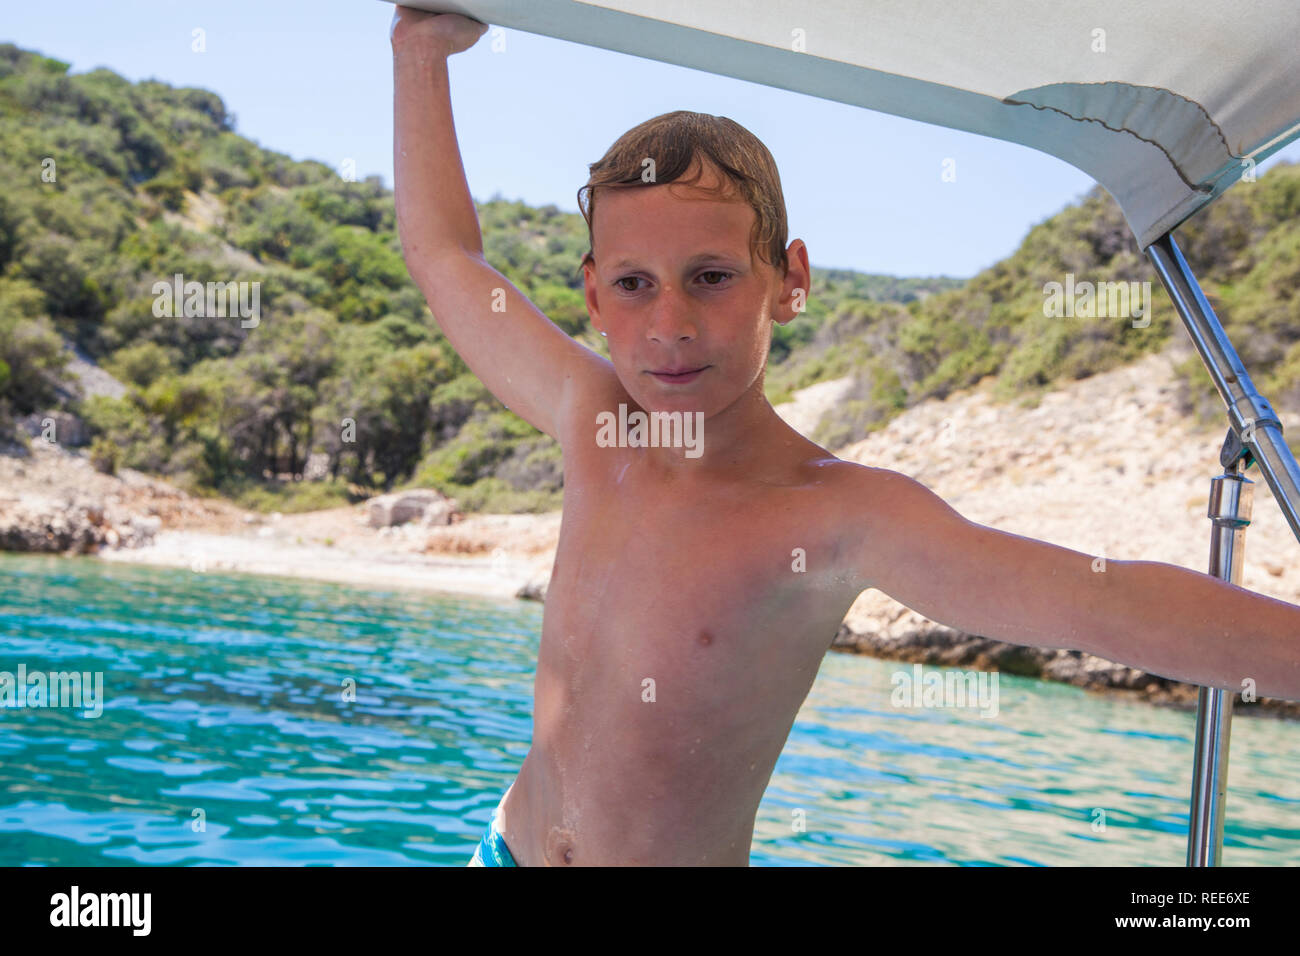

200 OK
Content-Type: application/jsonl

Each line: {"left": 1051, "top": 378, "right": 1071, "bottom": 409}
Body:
{"left": 1002, "top": 90, "right": 1224, "bottom": 194}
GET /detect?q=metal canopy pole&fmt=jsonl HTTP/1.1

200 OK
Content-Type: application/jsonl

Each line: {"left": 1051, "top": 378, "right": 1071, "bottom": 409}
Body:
{"left": 1145, "top": 232, "right": 1300, "bottom": 865}
{"left": 1146, "top": 235, "right": 1300, "bottom": 537}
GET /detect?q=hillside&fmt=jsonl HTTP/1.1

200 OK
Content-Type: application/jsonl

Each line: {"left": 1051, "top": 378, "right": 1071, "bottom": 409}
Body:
{"left": 3, "top": 39, "right": 1300, "bottom": 519}
{"left": 0, "top": 42, "right": 958, "bottom": 514}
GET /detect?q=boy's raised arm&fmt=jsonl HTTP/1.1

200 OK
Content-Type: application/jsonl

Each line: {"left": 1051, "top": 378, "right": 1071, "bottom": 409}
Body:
{"left": 846, "top": 465, "right": 1300, "bottom": 701}
{"left": 391, "top": 7, "right": 609, "bottom": 443}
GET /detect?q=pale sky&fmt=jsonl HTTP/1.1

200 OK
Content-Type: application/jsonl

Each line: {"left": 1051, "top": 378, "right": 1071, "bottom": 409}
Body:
{"left": 6, "top": 0, "right": 1298, "bottom": 278}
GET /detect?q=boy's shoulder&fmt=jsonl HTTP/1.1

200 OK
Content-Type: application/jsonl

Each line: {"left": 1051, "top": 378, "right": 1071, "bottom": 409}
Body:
{"left": 759, "top": 454, "right": 909, "bottom": 537}
{"left": 801, "top": 456, "right": 912, "bottom": 498}
{"left": 808, "top": 459, "right": 956, "bottom": 548}
{"left": 822, "top": 461, "right": 963, "bottom": 536}
{"left": 819, "top": 460, "right": 985, "bottom": 595}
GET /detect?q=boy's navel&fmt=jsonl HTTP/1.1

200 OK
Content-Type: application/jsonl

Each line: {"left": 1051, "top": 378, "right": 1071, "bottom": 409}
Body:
{"left": 546, "top": 825, "right": 577, "bottom": 865}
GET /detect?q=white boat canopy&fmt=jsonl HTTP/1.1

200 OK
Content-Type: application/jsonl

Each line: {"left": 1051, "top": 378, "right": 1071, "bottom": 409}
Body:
{"left": 399, "top": 0, "right": 1300, "bottom": 248}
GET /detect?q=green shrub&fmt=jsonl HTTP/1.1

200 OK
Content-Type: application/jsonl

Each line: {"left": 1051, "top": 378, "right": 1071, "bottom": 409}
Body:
{"left": 89, "top": 435, "right": 120, "bottom": 474}
{"left": 227, "top": 476, "right": 353, "bottom": 514}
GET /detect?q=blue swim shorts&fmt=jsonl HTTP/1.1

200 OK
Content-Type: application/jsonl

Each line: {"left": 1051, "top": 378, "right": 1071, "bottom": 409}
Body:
{"left": 467, "top": 783, "right": 518, "bottom": 867}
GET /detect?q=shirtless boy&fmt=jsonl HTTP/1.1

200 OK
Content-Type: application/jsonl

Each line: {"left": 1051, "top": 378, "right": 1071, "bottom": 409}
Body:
{"left": 389, "top": 7, "right": 1300, "bottom": 866}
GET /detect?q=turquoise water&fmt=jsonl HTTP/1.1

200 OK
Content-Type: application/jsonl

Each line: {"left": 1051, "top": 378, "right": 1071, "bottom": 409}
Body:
{"left": 2, "top": 552, "right": 1298, "bottom": 866}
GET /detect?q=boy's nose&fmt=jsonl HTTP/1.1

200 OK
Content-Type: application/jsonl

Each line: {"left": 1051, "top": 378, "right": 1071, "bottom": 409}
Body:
{"left": 646, "top": 326, "right": 696, "bottom": 344}
{"left": 644, "top": 296, "right": 698, "bottom": 343}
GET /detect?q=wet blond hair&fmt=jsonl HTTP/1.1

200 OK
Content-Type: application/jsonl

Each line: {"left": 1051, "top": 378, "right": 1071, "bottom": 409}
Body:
{"left": 576, "top": 110, "right": 789, "bottom": 277}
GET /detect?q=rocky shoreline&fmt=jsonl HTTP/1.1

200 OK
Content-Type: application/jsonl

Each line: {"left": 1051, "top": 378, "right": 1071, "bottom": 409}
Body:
{"left": 1, "top": 444, "right": 168, "bottom": 554}
{"left": 0, "top": 495, "right": 161, "bottom": 555}
{"left": 830, "top": 618, "right": 1300, "bottom": 719}
{"left": 0, "top": 437, "right": 561, "bottom": 602}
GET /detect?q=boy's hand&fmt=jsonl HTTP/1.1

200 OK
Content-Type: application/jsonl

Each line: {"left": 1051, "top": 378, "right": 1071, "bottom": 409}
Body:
{"left": 390, "top": 5, "right": 488, "bottom": 55}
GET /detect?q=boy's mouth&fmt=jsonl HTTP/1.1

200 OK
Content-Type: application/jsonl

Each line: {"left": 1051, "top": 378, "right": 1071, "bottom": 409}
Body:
{"left": 648, "top": 365, "right": 710, "bottom": 384}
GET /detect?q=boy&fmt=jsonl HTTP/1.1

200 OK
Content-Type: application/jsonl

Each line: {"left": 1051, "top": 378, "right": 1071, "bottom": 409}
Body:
{"left": 390, "top": 7, "right": 1300, "bottom": 866}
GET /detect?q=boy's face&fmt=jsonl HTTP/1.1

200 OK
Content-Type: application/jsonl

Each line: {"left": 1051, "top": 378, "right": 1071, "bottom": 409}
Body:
{"left": 582, "top": 161, "right": 807, "bottom": 420}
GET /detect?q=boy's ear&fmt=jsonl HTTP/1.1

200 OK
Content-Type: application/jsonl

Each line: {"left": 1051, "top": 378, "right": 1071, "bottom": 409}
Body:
{"left": 775, "top": 239, "right": 811, "bottom": 324}
{"left": 582, "top": 257, "right": 605, "bottom": 334}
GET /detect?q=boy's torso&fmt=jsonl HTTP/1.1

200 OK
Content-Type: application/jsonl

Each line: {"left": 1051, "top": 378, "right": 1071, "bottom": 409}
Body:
{"left": 499, "top": 377, "right": 870, "bottom": 865}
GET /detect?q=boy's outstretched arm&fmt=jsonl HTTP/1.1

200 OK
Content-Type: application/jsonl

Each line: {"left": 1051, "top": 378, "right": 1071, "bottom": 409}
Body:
{"left": 391, "top": 7, "right": 611, "bottom": 444}
{"left": 845, "top": 465, "right": 1300, "bottom": 701}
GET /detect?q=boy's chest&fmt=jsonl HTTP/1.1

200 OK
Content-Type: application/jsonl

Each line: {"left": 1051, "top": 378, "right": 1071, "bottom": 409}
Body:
{"left": 539, "top": 472, "right": 854, "bottom": 698}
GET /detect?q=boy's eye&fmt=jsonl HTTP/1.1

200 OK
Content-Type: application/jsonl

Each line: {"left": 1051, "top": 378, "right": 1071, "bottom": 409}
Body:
{"left": 614, "top": 272, "right": 732, "bottom": 292}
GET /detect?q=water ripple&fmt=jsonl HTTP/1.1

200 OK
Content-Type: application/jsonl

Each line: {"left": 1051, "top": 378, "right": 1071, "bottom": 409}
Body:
{"left": 3, "top": 553, "right": 1299, "bottom": 865}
